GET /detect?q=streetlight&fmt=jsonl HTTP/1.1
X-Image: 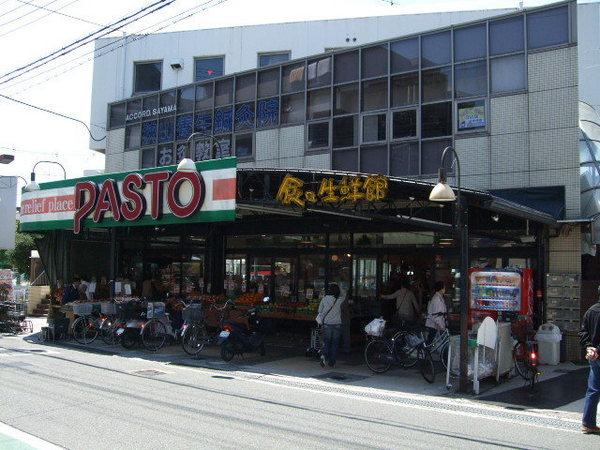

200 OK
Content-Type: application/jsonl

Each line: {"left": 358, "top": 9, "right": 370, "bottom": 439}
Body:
{"left": 177, "top": 131, "right": 224, "bottom": 172}
{"left": 24, "top": 160, "right": 67, "bottom": 192}
{"left": 429, "top": 146, "right": 470, "bottom": 393}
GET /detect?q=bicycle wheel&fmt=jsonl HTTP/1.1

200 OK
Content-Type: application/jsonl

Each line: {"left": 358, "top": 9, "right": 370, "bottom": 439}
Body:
{"left": 513, "top": 341, "right": 531, "bottom": 381}
{"left": 364, "top": 339, "right": 393, "bottom": 373}
{"left": 182, "top": 323, "right": 208, "bottom": 355}
{"left": 100, "top": 318, "right": 116, "bottom": 345}
{"left": 418, "top": 347, "right": 435, "bottom": 384}
{"left": 72, "top": 317, "right": 98, "bottom": 344}
{"left": 395, "top": 333, "right": 420, "bottom": 369}
{"left": 142, "top": 319, "right": 167, "bottom": 352}
{"left": 221, "top": 339, "right": 236, "bottom": 362}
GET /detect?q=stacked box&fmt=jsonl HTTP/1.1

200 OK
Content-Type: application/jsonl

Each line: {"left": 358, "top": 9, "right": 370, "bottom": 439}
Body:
{"left": 545, "top": 273, "right": 581, "bottom": 343}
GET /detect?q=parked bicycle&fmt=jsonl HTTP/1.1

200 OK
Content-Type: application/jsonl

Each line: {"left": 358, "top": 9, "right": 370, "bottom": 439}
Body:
{"left": 71, "top": 311, "right": 107, "bottom": 344}
{"left": 513, "top": 334, "right": 539, "bottom": 389}
{"left": 181, "top": 300, "right": 233, "bottom": 356}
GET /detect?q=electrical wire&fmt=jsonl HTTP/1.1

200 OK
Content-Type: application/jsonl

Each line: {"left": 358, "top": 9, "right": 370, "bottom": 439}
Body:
{"left": 0, "top": 0, "right": 35, "bottom": 17}
{"left": 0, "top": 0, "right": 80, "bottom": 39}
{"left": 14, "top": 0, "right": 104, "bottom": 27}
{"left": 0, "top": 0, "right": 61, "bottom": 28}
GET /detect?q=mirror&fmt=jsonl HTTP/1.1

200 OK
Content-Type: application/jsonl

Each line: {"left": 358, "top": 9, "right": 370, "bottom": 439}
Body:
{"left": 263, "top": 296, "right": 270, "bottom": 303}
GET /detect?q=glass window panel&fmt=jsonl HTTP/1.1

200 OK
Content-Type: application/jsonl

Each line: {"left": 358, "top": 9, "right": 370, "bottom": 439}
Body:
{"left": 141, "top": 148, "right": 155, "bottom": 168}
{"left": 195, "top": 84, "right": 213, "bottom": 110}
{"left": 258, "top": 69, "right": 279, "bottom": 98}
{"left": 125, "top": 124, "right": 141, "bottom": 149}
{"left": 175, "top": 114, "right": 193, "bottom": 140}
{"left": 421, "top": 102, "right": 452, "bottom": 138}
{"left": 250, "top": 257, "right": 272, "bottom": 297}
{"left": 110, "top": 103, "right": 126, "bottom": 128}
{"left": 274, "top": 258, "right": 295, "bottom": 302}
{"left": 177, "top": 86, "right": 194, "bottom": 113}
{"left": 491, "top": 54, "right": 526, "bottom": 93}
{"left": 332, "top": 148, "right": 358, "bottom": 171}
{"left": 421, "top": 139, "right": 452, "bottom": 174}
{"left": 234, "top": 102, "right": 255, "bottom": 131}
{"left": 235, "top": 133, "right": 253, "bottom": 158}
{"left": 194, "top": 110, "right": 212, "bottom": 133}
{"left": 307, "top": 122, "right": 329, "bottom": 149}
{"left": 360, "top": 145, "right": 387, "bottom": 174}
{"left": 214, "top": 135, "right": 232, "bottom": 158}
{"left": 157, "top": 116, "right": 175, "bottom": 143}
{"left": 281, "top": 93, "right": 304, "bottom": 124}
{"left": 391, "top": 72, "right": 418, "bottom": 107}
{"left": 194, "top": 138, "right": 212, "bottom": 161}
{"left": 126, "top": 99, "right": 141, "bottom": 120}
{"left": 334, "top": 51, "right": 359, "bottom": 83}
{"left": 362, "top": 113, "right": 387, "bottom": 143}
{"left": 527, "top": 6, "right": 569, "bottom": 50}
{"left": 333, "top": 115, "right": 357, "bottom": 148}
{"left": 390, "top": 142, "right": 419, "bottom": 176}
{"left": 307, "top": 56, "right": 332, "bottom": 89}
{"left": 392, "top": 109, "right": 417, "bottom": 139}
{"left": 353, "top": 257, "right": 377, "bottom": 301}
{"left": 421, "top": 31, "right": 451, "bottom": 68}
{"left": 391, "top": 38, "right": 419, "bottom": 73}
{"left": 361, "top": 44, "right": 388, "bottom": 79}
{"left": 257, "top": 97, "right": 279, "bottom": 128}
{"left": 298, "top": 255, "right": 326, "bottom": 303}
{"left": 258, "top": 52, "right": 290, "bottom": 67}
{"left": 195, "top": 56, "right": 224, "bottom": 82}
{"left": 457, "top": 100, "right": 486, "bottom": 131}
{"left": 422, "top": 66, "right": 452, "bottom": 102}
{"left": 282, "top": 62, "right": 305, "bottom": 93}
{"left": 307, "top": 88, "right": 331, "bottom": 120}
{"left": 156, "top": 144, "right": 174, "bottom": 166}
{"left": 454, "top": 60, "right": 487, "bottom": 98}
{"left": 214, "top": 107, "right": 233, "bottom": 134}
{"left": 490, "top": 16, "right": 524, "bottom": 55}
{"left": 175, "top": 143, "right": 188, "bottom": 163}
{"left": 454, "top": 24, "right": 486, "bottom": 62}
{"left": 143, "top": 95, "right": 158, "bottom": 111}
{"left": 361, "top": 78, "right": 387, "bottom": 111}
{"left": 160, "top": 90, "right": 175, "bottom": 108}
{"left": 134, "top": 61, "right": 161, "bottom": 93}
{"left": 236, "top": 73, "right": 256, "bottom": 102}
{"left": 329, "top": 253, "right": 352, "bottom": 298}
{"left": 141, "top": 120, "right": 157, "bottom": 146}
{"left": 334, "top": 83, "right": 358, "bottom": 115}
{"left": 215, "top": 78, "right": 233, "bottom": 106}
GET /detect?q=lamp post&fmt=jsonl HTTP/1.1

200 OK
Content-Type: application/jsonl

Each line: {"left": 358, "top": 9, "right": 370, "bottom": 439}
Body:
{"left": 429, "top": 146, "right": 470, "bottom": 393}
{"left": 24, "top": 160, "right": 67, "bottom": 192}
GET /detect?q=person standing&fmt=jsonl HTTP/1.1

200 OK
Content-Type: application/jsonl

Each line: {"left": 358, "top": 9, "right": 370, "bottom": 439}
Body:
{"left": 425, "top": 281, "right": 447, "bottom": 345}
{"left": 381, "top": 279, "right": 420, "bottom": 325}
{"left": 579, "top": 287, "right": 600, "bottom": 434}
{"left": 317, "top": 283, "right": 344, "bottom": 368}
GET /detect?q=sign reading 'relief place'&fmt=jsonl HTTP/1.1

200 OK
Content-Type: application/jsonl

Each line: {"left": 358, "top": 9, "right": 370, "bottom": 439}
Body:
{"left": 19, "top": 158, "right": 237, "bottom": 233}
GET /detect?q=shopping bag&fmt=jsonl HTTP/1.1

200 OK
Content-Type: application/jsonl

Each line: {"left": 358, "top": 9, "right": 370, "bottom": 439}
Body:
{"left": 365, "top": 318, "right": 386, "bottom": 337}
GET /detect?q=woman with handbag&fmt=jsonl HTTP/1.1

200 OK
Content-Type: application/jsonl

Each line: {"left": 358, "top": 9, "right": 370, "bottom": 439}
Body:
{"left": 316, "top": 283, "right": 344, "bottom": 368}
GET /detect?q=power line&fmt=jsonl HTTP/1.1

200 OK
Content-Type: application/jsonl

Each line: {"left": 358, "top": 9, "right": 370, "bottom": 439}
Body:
{"left": 0, "top": 0, "right": 35, "bottom": 17}
{"left": 0, "top": 0, "right": 80, "bottom": 39}
{"left": 15, "top": 0, "right": 104, "bottom": 27}
{"left": 0, "top": 0, "right": 61, "bottom": 29}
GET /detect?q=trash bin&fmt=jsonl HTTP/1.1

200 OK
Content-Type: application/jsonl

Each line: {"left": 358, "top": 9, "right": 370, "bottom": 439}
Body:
{"left": 535, "top": 323, "right": 562, "bottom": 365}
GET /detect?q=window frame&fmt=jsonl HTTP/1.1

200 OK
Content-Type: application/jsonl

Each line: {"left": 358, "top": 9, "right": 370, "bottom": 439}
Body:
{"left": 133, "top": 60, "right": 163, "bottom": 95}
{"left": 140, "top": 147, "right": 156, "bottom": 169}
{"left": 390, "top": 106, "right": 420, "bottom": 142}
{"left": 454, "top": 98, "right": 488, "bottom": 135}
{"left": 194, "top": 55, "right": 226, "bottom": 82}
{"left": 234, "top": 132, "right": 255, "bottom": 161}
{"left": 361, "top": 111, "right": 388, "bottom": 145}
{"left": 257, "top": 51, "right": 291, "bottom": 68}
{"left": 306, "top": 119, "right": 331, "bottom": 153}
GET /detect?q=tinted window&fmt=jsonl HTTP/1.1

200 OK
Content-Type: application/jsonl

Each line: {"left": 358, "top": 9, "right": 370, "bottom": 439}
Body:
{"left": 363, "top": 113, "right": 387, "bottom": 143}
{"left": 391, "top": 38, "right": 419, "bottom": 73}
{"left": 457, "top": 100, "right": 486, "bottom": 131}
{"left": 215, "top": 78, "right": 233, "bottom": 106}
{"left": 422, "top": 67, "right": 452, "bottom": 102}
{"left": 360, "top": 146, "right": 387, "bottom": 174}
{"left": 194, "top": 111, "right": 212, "bottom": 133}
{"left": 527, "top": 6, "right": 569, "bottom": 50}
{"left": 141, "top": 120, "right": 157, "bottom": 146}
{"left": 281, "top": 93, "right": 304, "bottom": 124}
{"left": 160, "top": 90, "right": 175, "bottom": 108}
{"left": 195, "top": 84, "right": 213, "bottom": 110}
{"left": 257, "top": 98, "right": 279, "bottom": 128}
{"left": 258, "top": 52, "right": 290, "bottom": 67}
{"left": 175, "top": 114, "right": 193, "bottom": 140}
{"left": 421, "top": 102, "right": 452, "bottom": 138}
{"left": 490, "top": 16, "right": 524, "bottom": 55}
{"left": 157, "top": 144, "right": 174, "bottom": 166}
{"left": 127, "top": 99, "right": 141, "bottom": 120}
{"left": 282, "top": 63, "right": 305, "bottom": 93}
{"left": 214, "top": 107, "right": 233, "bottom": 134}
{"left": 334, "top": 83, "right": 358, "bottom": 115}
{"left": 307, "top": 56, "right": 332, "bottom": 88}
{"left": 491, "top": 54, "right": 526, "bottom": 93}
{"left": 332, "top": 148, "right": 358, "bottom": 171}
{"left": 333, "top": 115, "right": 357, "bottom": 148}
{"left": 234, "top": 102, "right": 255, "bottom": 131}
{"left": 362, "top": 78, "right": 387, "bottom": 111}
{"left": 392, "top": 109, "right": 417, "bottom": 139}
{"left": 143, "top": 95, "right": 158, "bottom": 112}
{"left": 307, "top": 88, "right": 331, "bottom": 120}
{"left": 177, "top": 86, "right": 194, "bottom": 113}
{"left": 141, "top": 148, "right": 155, "bottom": 168}
{"left": 391, "top": 72, "right": 418, "bottom": 107}
{"left": 258, "top": 69, "right": 279, "bottom": 98}
{"left": 454, "top": 24, "right": 486, "bottom": 62}
{"left": 157, "top": 117, "right": 175, "bottom": 143}
{"left": 236, "top": 73, "right": 256, "bottom": 103}
{"left": 422, "top": 31, "right": 451, "bottom": 68}
{"left": 215, "top": 135, "right": 232, "bottom": 158}
{"left": 361, "top": 44, "right": 388, "bottom": 79}
{"left": 134, "top": 61, "right": 161, "bottom": 94}
{"left": 109, "top": 103, "right": 126, "bottom": 128}
{"left": 307, "top": 122, "right": 329, "bottom": 149}
{"left": 421, "top": 139, "right": 452, "bottom": 174}
{"left": 125, "top": 124, "right": 141, "bottom": 149}
{"left": 194, "top": 139, "right": 212, "bottom": 161}
{"left": 390, "top": 142, "right": 419, "bottom": 176}
{"left": 235, "top": 133, "right": 253, "bottom": 157}
{"left": 334, "top": 51, "right": 359, "bottom": 83}
{"left": 454, "top": 60, "right": 487, "bottom": 98}
{"left": 195, "top": 56, "right": 224, "bottom": 82}
{"left": 175, "top": 143, "right": 187, "bottom": 163}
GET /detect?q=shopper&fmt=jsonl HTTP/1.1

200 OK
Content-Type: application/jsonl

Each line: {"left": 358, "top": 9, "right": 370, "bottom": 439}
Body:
{"left": 381, "top": 278, "right": 420, "bottom": 325}
{"left": 425, "top": 281, "right": 447, "bottom": 345}
{"left": 316, "top": 283, "right": 343, "bottom": 368}
{"left": 579, "top": 287, "right": 600, "bottom": 434}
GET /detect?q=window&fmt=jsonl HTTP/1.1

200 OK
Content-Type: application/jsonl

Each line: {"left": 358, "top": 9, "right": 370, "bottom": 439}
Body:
{"left": 282, "top": 63, "right": 305, "bottom": 93}
{"left": 307, "top": 122, "right": 329, "bottom": 149}
{"left": 215, "top": 78, "right": 233, "bottom": 106}
{"left": 332, "top": 148, "right": 358, "bottom": 171}
{"left": 527, "top": 6, "right": 569, "bottom": 50}
{"left": 421, "top": 139, "right": 452, "bottom": 174}
{"left": 421, "top": 102, "right": 452, "bottom": 138}
{"left": 175, "top": 143, "right": 187, "bottom": 163}
{"left": 235, "top": 73, "right": 256, "bottom": 103}
{"left": 391, "top": 38, "right": 418, "bottom": 73}
{"left": 334, "top": 51, "right": 358, "bottom": 83}
{"left": 194, "top": 111, "right": 212, "bottom": 133}
{"left": 422, "top": 67, "right": 452, "bottom": 102}
{"left": 177, "top": 86, "right": 194, "bottom": 113}
{"left": 258, "top": 52, "right": 290, "bottom": 67}
{"left": 421, "top": 31, "right": 451, "bottom": 68}
{"left": 454, "top": 24, "right": 486, "bottom": 62}
{"left": 454, "top": 60, "right": 487, "bottom": 98}
{"left": 141, "top": 148, "right": 155, "bottom": 168}
{"left": 126, "top": 99, "right": 141, "bottom": 121}
{"left": 307, "top": 56, "right": 332, "bottom": 88}
{"left": 333, "top": 115, "right": 357, "bottom": 148}
{"left": 214, "top": 135, "right": 232, "bottom": 158}
{"left": 281, "top": 93, "right": 304, "bottom": 124}
{"left": 257, "top": 98, "right": 279, "bottom": 128}
{"left": 143, "top": 95, "right": 158, "bottom": 111}
{"left": 194, "top": 138, "right": 212, "bottom": 161}
{"left": 490, "top": 16, "right": 524, "bottom": 55}
{"left": 195, "top": 84, "right": 213, "bottom": 110}
{"left": 360, "top": 145, "right": 387, "bottom": 174}
{"left": 125, "top": 124, "right": 141, "bottom": 149}
{"left": 235, "top": 133, "right": 253, "bottom": 158}
{"left": 334, "top": 83, "right": 358, "bottom": 115}
{"left": 392, "top": 109, "right": 417, "bottom": 139}
{"left": 491, "top": 54, "right": 526, "bottom": 93}
{"left": 457, "top": 100, "right": 486, "bottom": 131}
{"left": 157, "top": 144, "right": 174, "bottom": 166}
{"left": 157, "top": 116, "right": 175, "bottom": 143}
{"left": 362, "top": 78, "right": 387, "bottom": 111}
{"left": 160, "top": 90, "right": 176, "bottom": 108}
{"left": 214, "top": 107, "right": 233, "bottom": 134}
{"left": 234, "top": 103, "right": 255, "bottom": 131}
{"left": 110, "top": 103, "right": 126, "bottom": 128}
{"left": 391, "top": 72, "right": 418, "bottom": 107}
{"left": 175, "top": 114, "right": 193, "bottom": 140}
{"left": 307, "top": 88, "right": 331, "bottom": 120}
{"left": 195, "top": 56, "right": 224, "bottom": 82}
{"left": 134, "top": 61, "right": 161, "bottom": 94}
{"left": 258, "top": 69, "right": 279, "bottom": 98}
{"left": 362, "top": 113, "right": 386, "bottom": 143}
{"left": 361, "top": 44, "right": 388, "bottom": 79}
{"left": 390, "top": 142, "right": 419, "bottom": 176}
{"left": 141, "top": 120, "right": 157, "bottom": 146}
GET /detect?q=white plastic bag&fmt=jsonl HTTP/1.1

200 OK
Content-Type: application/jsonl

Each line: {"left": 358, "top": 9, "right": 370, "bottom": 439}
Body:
{"left": 365, "top": 318, "right": 386, "bottom": 337}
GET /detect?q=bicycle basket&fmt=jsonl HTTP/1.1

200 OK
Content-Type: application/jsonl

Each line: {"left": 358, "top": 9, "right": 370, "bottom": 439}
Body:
{"left": 182, "top": 304, "right": 203, "bottom": 322}
{"left": 101, "top": 302, "right": 117, "bottom": 315}
{"left": 404, "top": 333, "right": 424, "bottom": 348}
{"left": 73, "top": 303, "right": 93, "bottom": 316}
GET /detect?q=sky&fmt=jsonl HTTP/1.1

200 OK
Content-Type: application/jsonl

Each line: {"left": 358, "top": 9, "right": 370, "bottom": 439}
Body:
{"left": 0, "top": 0, "right": 586, "bottom": 203}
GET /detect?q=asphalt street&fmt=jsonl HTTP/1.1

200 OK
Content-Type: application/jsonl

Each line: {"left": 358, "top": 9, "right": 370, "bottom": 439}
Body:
{"left": 0, "top": 334, "right": 598, "bottom": 450}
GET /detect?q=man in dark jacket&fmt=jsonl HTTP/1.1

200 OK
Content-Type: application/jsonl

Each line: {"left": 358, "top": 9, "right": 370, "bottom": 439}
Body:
{"left": 579, "top": 287, "right": 600, "bottom": 434}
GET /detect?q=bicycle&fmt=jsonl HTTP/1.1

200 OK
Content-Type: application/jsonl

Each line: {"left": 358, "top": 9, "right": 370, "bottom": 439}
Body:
{"left": 71, "top": 311, "right": 107, "bottom": 344}
{"left": 513, "top": 336, "right": 540, "bottom": 389}
{"left": 181, "top": 300, "right": 233, "bottom": 356}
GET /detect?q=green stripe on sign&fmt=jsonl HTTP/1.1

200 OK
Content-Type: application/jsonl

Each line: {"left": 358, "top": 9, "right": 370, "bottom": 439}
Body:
{"left": 19, "top": 209, "right": 236, "bottom": 232}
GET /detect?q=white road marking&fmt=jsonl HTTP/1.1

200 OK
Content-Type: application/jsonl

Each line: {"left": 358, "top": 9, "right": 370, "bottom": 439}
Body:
{"left": 0, "top": 421, "right": 64, "bottom": 449}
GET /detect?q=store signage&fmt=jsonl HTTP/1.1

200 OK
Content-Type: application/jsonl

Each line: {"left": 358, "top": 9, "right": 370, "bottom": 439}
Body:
{"left": 276, "top": 174, "right": 388, "bottom": 208}
{"left": 125, "top": 104, "right": 177, "bottom": 122}
{"left": 20, "top": 158, "right": 237, "bottom": 233}
{"left": 458, "top": 101, "right": 486, "bottom": 130}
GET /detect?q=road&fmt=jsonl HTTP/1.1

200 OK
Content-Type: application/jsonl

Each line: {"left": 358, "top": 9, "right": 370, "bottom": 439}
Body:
{"left": 0, "top": 335, "right": 597, "bottom": 450}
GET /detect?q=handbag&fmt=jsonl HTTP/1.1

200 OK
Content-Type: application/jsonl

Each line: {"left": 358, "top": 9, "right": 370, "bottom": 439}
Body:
{"left": 316, "top": 297, "right": 338, "bottom": 326}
